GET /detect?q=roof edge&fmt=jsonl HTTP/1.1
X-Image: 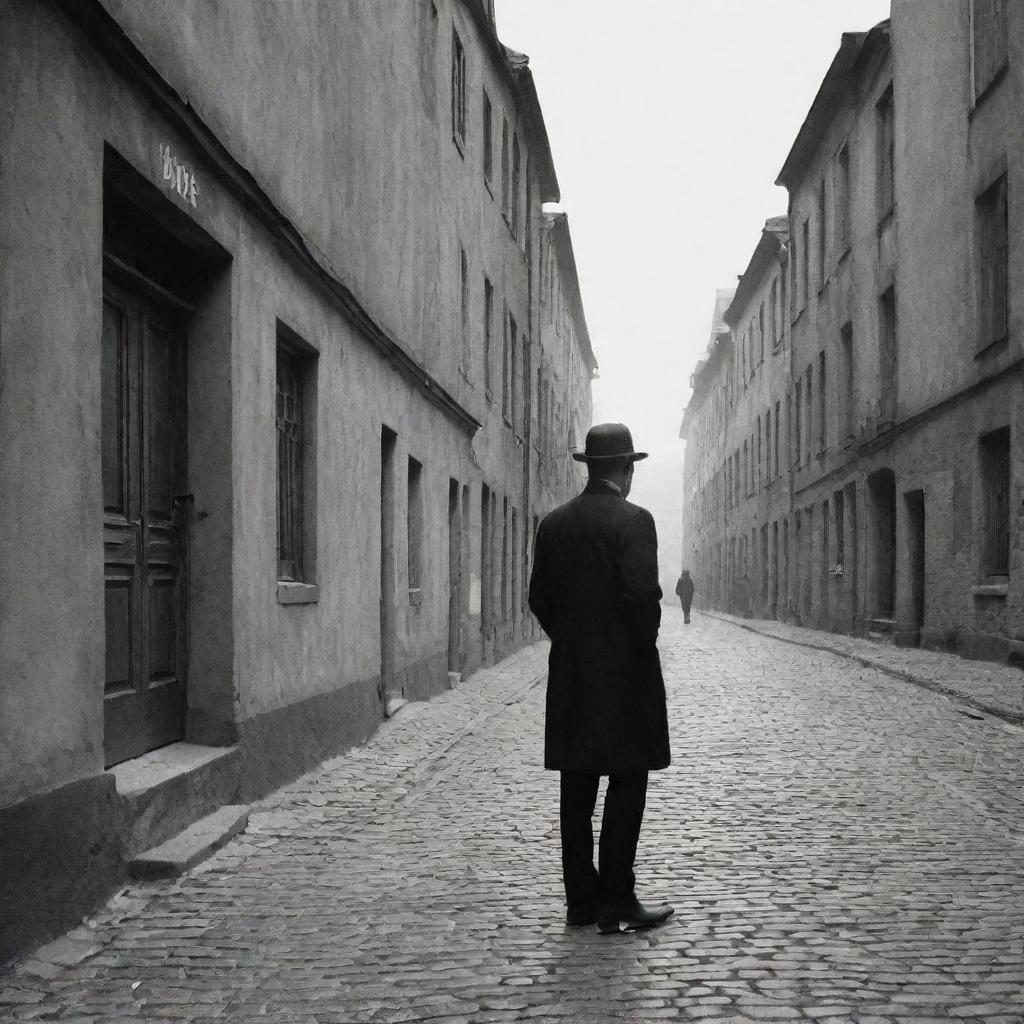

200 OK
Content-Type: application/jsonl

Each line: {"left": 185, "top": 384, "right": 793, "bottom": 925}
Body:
{"left": 775, "top": 20, "right": 890, "bottom": 190}
{"left": 723, "top": 217, "right": 789, "bottom": 326}
{"left": 547, "top": 212, "right": 597, "bottom": 371}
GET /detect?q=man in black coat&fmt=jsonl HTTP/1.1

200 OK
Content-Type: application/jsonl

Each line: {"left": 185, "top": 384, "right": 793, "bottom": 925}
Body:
{"left": 529, "top": 422, "right": 673, "bottom": 934}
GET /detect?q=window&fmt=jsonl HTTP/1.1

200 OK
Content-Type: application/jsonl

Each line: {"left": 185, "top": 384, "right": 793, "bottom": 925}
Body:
{"left": 794, "top": 381, "right": 802, "bottom": 468}
{"left": 482, "top": 90, "right": 493, "bottom": 186}
{"left": 840, "top": 322, "right": 854, "bottom": 438}
{"left": 523, "top": 161, "right": 532, "bottom": 259}
{"left": 501, "top": 496, "right": 508, "bottom": 618}
{"left": 789, "top": 229, "right": 798, "bottom": 319}
{"left": 817, "top": 177, "right": 827, "bottom": 290}
{"left": 877, "top": 86, "right": 895, "bottom": 221}
{"left": 818, "top": 350, "right": 827, "bottom": 452}
{"left": 484, "top": 276, "right": 494, "bottom": 397}
{"left": 451, "top": 30, "right": 466, "bottom": 151}
{"left": 801, "top": 219, "right": 809, "bottom": 309}
{"left": 766, "top": 410, "right": 772, "bottom": 482}
{"left": 879, "top": 286, "right": 897, "bottom": 423}
{"left": 758, "top": 303, "right": 765, "bottom": 363}
{"left": 503, "top": 309, "right": 517, "bottom": 422}
{"left": 835, "top": 143, "right": 851, "bottom": 254}
{"left": 971, "top": 0, "right": 1007, "bottom": 103}
{"left": 500, "top": 118, "right": 510, "bottom": 220}
{"left": 276, "top": 328, "right": 317, "bottom": 585}
{"left": 769, "top": 280, "right": 778, "bottom": 350}
{"left": 756, "top": 417, "right": 762, "bottom": 490}
{"left": 515, "top": 329, "right": 526, "bottom": 432}
{"left": 834, "top": 489, "right": 845, "bottom": 572}
{"left": 980, "top": 427, "right": 1011, "bottom": 577}
{"left": 780, "top": 262, "right": 788, "bottom": 337}
{"left": 459, "top": 245, "right": 469, "bottom": 372}
{"left": 407, "top": 456, "right": 424, "bottom": 597}
{"left": 805, "top": 364, "right": 813, "bottom": 463}
{"left": 976, "top": 173, "right": 1008, "bottom": 351}
{"left": 770, "top": 399, "right": 778, "bottom": 479}
{"left": 511, "top": 133, "right": 521, "bottom": 238}
{"left": 743, "top": 440, "right": 749, "bottom": 497}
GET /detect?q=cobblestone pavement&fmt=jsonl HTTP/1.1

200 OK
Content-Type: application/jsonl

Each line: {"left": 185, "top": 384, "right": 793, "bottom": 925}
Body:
{"left": 707, "top": 610, "right": 1024, "bottom": 725}
{"left": 4, "top": 612, "right": 1024, "bottom": 1023}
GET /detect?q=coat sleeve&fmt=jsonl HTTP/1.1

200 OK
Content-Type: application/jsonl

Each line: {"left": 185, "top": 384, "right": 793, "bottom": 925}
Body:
{"left": 617, "top": 508, "right": 662, "bottom": 650}
{"left": 528, "top": 519, "right": 555, "bottom": 638}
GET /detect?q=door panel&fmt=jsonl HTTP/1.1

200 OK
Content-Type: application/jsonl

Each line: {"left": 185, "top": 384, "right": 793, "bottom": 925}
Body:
{"left": 102, "top": 280, "right": 187, "bottom": 767}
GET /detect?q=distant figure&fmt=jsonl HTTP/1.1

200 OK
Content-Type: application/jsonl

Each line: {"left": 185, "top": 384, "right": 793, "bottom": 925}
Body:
{"left": 675, "top": 570, "right": 694, "bottom": 624}
{"left": 529, "top": 422, "right": 673, "bottom": 935}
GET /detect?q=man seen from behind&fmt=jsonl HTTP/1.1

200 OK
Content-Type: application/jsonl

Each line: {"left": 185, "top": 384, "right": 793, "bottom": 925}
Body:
{"left": 528, "top": 422, "right": 673, "bottom": 935}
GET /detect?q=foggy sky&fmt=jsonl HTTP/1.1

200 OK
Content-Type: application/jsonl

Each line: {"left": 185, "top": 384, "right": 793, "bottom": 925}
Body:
{"left": 497, "top": 0, "right": 892, "bottom": 579}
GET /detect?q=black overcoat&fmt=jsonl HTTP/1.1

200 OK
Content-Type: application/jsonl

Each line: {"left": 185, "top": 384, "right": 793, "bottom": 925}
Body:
{"left": 528, "top": 479, "right": 671, "bottom": 774}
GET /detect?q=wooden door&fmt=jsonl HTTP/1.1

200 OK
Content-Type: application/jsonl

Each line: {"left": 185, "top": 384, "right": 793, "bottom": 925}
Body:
{"left": 102, "top": 280, "right": 188, "bottom": 767}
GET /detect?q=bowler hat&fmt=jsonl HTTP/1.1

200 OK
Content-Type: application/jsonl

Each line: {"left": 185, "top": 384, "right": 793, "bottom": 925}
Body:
{"left": 572, "top": 422, "right": 648, "bottom": 462}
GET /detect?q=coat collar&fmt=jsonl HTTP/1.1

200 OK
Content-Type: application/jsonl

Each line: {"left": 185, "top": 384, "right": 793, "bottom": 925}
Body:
{"left": 583, "top": 478, "right": 622, "bottom": 497}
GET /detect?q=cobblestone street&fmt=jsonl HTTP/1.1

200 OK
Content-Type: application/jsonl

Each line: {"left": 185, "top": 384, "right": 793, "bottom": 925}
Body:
{"left": 4, "top": 613, "right": 1024, "bottom": 1023}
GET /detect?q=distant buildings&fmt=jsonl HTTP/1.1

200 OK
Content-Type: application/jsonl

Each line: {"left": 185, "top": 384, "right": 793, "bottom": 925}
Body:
{"left": 0, "top": 0, "right": 594, "bottom": 955}
{"left": 682, "top": 3, "right": 1023, "bottom": 663}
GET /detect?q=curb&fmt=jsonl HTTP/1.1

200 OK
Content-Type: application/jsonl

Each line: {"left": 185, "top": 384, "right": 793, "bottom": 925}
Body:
{"left": 703, "top": 610, "right": 1024, "bottom": 729}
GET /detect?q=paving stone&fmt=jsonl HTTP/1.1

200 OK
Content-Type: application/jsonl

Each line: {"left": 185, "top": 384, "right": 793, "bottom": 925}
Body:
{"left": 4, "top": 618, "right": 1024, "bottom": 1022}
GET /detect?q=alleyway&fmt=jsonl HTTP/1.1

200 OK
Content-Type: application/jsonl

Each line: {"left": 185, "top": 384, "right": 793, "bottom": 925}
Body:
{"left": 4, "top": 614, "right": 1024, "bottom": 1023}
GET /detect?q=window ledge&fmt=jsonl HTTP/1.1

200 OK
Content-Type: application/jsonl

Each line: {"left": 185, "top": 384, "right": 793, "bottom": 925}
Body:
{"left": 278, "top": 581, "right": 320, "bottom": 605}
{"left": 974, "top": 333, "right": 1008, "bottom": 360}
{"left": 484, "top": 176, "right": 494, "bottom": 199}
{"left": 971, "top": 580, "right": 1008, "bottom": 598}
{"left": 877, "top": 205, "right": 895, "bottom": 233}
{"left": 452, "top": 132, "right": 465, "bottom": 159}
{"left": 409, "top": 587, "right": 423, "bottom": 606}
{"left": 836, "top": 245, "right": 851, "bottom": 266}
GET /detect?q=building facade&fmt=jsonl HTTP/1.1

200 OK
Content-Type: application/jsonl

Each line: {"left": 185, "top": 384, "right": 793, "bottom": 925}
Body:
{"left": 0, "top": 0, "right": 596, "bottom": 955}
{"left": 682, "top": 3, "right": 1024, "bottom": 665}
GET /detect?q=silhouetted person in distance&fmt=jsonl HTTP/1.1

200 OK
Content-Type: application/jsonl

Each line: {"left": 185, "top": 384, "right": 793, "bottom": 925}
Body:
{"left": 529, "top": 423, "right": 673, "bottom": 935}
{"left": 675, "top": 570, "right": 694, "bottom": 624}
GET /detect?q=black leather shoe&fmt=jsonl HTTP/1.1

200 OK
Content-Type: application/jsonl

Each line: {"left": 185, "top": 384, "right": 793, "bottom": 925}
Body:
{"left": 565, "top": 906, "right": 597, "bottom": 927}
{"left": 597, "top": 899, "right": 674, "bottom": 934}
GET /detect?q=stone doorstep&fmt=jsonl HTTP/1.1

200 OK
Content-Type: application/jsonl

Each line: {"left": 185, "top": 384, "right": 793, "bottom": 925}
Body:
{"left": 128, "top": 804, "right": 249, "bottom": 880}
{"left": 108, "top": 742, "right": 242, "bottom": 858}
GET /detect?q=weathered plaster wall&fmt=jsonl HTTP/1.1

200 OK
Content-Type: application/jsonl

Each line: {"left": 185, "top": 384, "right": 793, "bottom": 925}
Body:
{"left": 0, "top": 1, "right": 109, "bottom": 809}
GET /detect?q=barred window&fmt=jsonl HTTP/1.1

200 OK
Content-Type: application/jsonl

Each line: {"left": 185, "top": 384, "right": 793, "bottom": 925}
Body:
{"left": 407, "top": 457, "right": 424, "bottom": 595}
{"left": 276, "top": 333, "right": 316, "bottom": 582}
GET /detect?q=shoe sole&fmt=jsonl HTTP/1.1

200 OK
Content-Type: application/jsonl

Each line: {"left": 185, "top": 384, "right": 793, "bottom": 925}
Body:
{"left": 598, "top": 909, "right": 674, "bottom": 935}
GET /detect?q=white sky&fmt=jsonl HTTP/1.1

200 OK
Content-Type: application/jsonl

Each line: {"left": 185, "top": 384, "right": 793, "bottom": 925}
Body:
{"left": 497, "top": 0, "right": 891, "bottom": 577}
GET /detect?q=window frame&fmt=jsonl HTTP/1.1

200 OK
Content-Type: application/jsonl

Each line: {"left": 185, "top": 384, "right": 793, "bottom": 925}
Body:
{"left": 275, "top": 324, "right": 318, "bottom": 595}
{"left": 975, "top": 171, "right": 1009, "bottom": 354}
{"left": 451, "top": 29, "right": 467, "bottom": 154}
{"left": 482, "top": 90, "right": 493, "bottom": 189}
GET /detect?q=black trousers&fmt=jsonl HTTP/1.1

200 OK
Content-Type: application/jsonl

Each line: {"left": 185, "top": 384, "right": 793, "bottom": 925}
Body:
{"left": 559, "top": 770, "right": 648, "bottom": 910}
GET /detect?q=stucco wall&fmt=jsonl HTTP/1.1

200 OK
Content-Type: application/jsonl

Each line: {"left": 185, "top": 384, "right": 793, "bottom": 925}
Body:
{"left": 1, "top": 2, "right": 110, "bottom": 808}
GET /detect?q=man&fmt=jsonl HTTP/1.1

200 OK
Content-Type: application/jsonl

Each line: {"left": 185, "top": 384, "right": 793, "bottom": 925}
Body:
{"left": 675, "top": 570, "right": 694, "bottom": 624}
{"left": 528, "top": 422, "right": 673, "bottom": 935}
